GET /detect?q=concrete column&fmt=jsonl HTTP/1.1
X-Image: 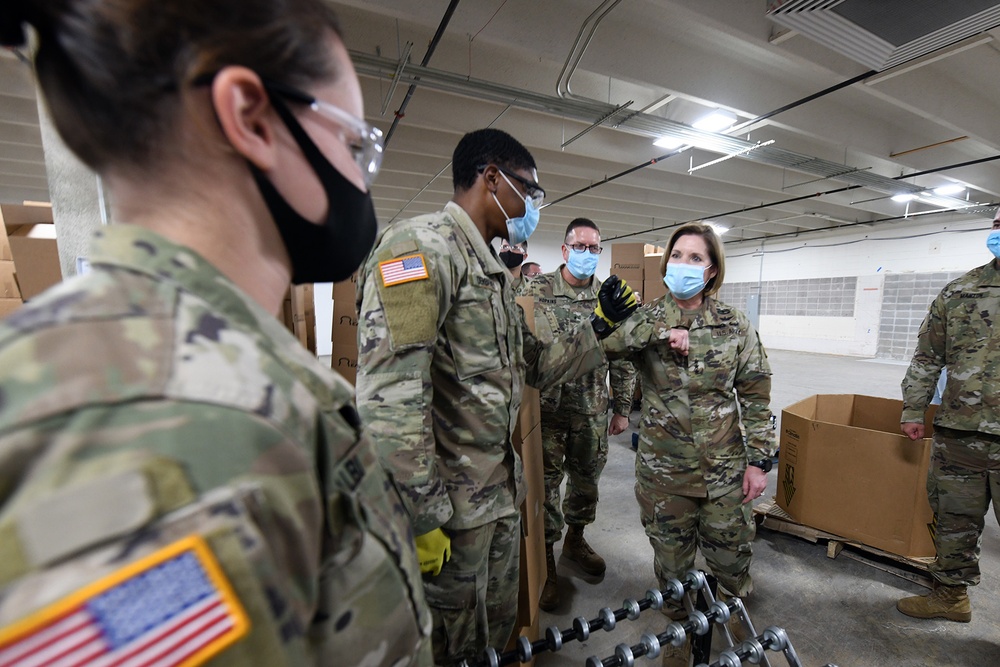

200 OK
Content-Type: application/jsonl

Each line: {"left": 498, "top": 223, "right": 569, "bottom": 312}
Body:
{"left": 35, "top": 95, "right": 107, "bottom": 279}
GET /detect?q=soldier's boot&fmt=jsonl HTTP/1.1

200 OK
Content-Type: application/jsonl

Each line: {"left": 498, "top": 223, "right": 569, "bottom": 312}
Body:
{"left": 563, "top": 525, "right": 606, "bottom": 576}
{"left": 660, "top": 635, "right": 691, "bottom": 667}
{"left": 896, "top": 584, "right": 972, "bottom": 622}
{"left": 539, "top": 543, "right": 559, "bottom": 611}
{"left": 717, "top": 589, "right": 749, "bottom": 643}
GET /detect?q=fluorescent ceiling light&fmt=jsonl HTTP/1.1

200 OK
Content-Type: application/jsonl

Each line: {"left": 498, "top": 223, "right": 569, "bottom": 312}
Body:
{"left": 705, "top": 221, "right": 729, "bottom": 236}
{"left": 692, "top": 110, "right": 737, "bottom": 132}
{"left": 932, "top": 184, "right": 964, "bottom": 196}
{"left": 891, "top": 193, "right": 916, "bottom": 202}
{"left": 653, "top": 136, "right": 685, "bottom": 149}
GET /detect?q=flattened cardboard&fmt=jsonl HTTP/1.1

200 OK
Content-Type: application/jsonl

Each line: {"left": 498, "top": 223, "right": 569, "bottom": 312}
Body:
{"left": 0, "top": 260, "right": 19, "bottom": 299}
{"left": 8, "top": 226, "right": 61, "bottom": 300}
{"left": 777, "top": 394, "right": 936, "bottom": 558}
{"left": 330, "top": 342, "right": 358, "bottom": 385}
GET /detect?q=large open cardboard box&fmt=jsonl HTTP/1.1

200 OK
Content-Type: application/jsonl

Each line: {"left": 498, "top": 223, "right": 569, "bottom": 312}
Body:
{"left": 777, "top": 394, "right": 936, "bottom": 558}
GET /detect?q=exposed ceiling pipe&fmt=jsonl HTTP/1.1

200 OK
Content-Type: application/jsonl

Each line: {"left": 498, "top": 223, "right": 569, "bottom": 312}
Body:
{"left": 382, "top": 0, "right": 460, "bottom": 148}
{"left": 354, "top": 52, "right": 969, "bottom": 205}
{"left": 556, "top": 0, "right": 626, "bottom": 101}
{"left": 604, "top": 154, "right": 1000, "bottom": 242}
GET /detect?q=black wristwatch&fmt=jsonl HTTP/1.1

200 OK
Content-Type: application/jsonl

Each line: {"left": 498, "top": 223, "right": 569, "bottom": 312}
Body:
{"left": 748, "top": 457, "right": 773, "bottom": 473}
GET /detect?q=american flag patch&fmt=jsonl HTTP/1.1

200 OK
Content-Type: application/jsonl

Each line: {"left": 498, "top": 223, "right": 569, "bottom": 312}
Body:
{"left": 0, "top": 535, "right": 248, "bottom": 667}
{"left": 379, "top": 254, "right": 429, "bottom": 286}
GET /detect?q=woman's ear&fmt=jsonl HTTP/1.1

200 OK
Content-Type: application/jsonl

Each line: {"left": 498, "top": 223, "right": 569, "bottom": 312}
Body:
{"left": 210, "top": 67, "right": 278, "bottom": 170}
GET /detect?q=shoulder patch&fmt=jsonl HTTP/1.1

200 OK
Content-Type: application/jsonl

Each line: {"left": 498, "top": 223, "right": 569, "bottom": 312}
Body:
{"left": 390, "top": 240, "right": 420, "bottom": 257}
{"left": 0, "top": 535, "right": 249, "bottom": 667}
{"left": 379, "top": 254, "right": 429, "bottom": 287}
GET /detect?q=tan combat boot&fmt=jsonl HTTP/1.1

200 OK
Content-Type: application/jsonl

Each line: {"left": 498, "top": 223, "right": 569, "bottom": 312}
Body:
{"left": 539, "top": 543, "right": 559, "bottom": 611}
{"left": 563, "top": 525, "right": 606, "bottom": 576}
{"left": 897, "top": 584, "right": 972, "bottom": 622}
{"left": 660, "top": 635, "right": 691, "bottom": 667}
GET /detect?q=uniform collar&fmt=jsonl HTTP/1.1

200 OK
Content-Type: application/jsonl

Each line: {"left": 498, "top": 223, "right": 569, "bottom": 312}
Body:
{"left": 554, "top": 264, "right": 598, "bottom": 298}
{"left": 663, "top": 293, "right": 724, "bottom": 327}
{"left": 445, "top": 201, "right": 508, "bottom": 278}
{"left": 88, "top": 224, "right": 265, "bottom": 330}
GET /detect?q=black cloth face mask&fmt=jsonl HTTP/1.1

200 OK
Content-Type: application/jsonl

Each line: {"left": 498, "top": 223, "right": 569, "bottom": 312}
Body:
{"left": 499, "top": 251, "right": 525, "bottom": 269}
{"left": 250, "top": 91, "right": 377, "bottom": 284}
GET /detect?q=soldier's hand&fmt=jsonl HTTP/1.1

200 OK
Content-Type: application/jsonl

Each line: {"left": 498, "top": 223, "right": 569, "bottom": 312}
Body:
{"left": 609, "top": 414, "right": 629, "bottom": 435}
{"left": 901, "top": 422, "right": 924, "bottom": 440}
{"left": 591, "top": 275, "right": 638, "bottom": 339}
{"left": 668, "top": 327, "right": 689, "bottom": 356}
{"left": 414, "top": 527, "right": 452, "bottom": 576}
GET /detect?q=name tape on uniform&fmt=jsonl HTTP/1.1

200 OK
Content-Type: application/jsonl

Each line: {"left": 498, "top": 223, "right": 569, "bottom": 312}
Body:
{"left": 0, "top": 535, "right": 249, "bottom": 667}
{"left": 379, "top": 254, "right": 429, "bottom": 287}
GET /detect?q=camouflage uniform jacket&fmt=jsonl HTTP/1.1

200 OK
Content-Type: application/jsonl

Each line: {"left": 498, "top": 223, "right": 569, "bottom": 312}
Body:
{"left": 604, "top": 295, "right": 775, "bottom": 497}
{"left": 517, "top": 266, "right": 636, "bottom": 416}
{"left": 356, "top": 202, "right": 607, "bottom": 535}
{"left": 901, "top": 260, "right": 1000, "bottom": 434}
{"left": 0, "top": 225, "right": 432, "bottom": 666}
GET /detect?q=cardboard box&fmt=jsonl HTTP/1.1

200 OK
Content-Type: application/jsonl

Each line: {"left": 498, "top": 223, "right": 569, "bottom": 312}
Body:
{"left": 333, "top": 272, "right": 359, "bottom": 303}
{"left": 514, "top": 296, "right": 541, "bottom": 433}
{"left": 644, "top": 243, "right": 665, "bottom": 256}
{"left": 332, "top": 290, "right": 359, "bottom": 345}
{"left": 610, "top": 242, "right": 644, "bottom": 274}
{"left": 290, "top": 284, "right": 316, "bottom": 354}
{"left": 643, "top": 253, "right": 663, "bottom": 279}
{"left": 777, "top": 394, "right": 936, "bottom": 558}
{"left": 642, "top": 277, "right": 667, "bottom": 302}
{"left": 0, "top": 298, "right": 22, "bottom": 318}
{"left": 615, "top": 268, "right": 643, "bottom": 288}
{"left": 330, "top": 342, "right": 358, "bottom": 385}
{"left": 0, "top": 220, "right": 11, "bottom": 262}
{"left": 0, "top": 260, "right": 19, "bottom": 299}
{"left": 512, "top": 420, "right": 545, "bottom": 628}
{"left": 8, "top": 225, "right": 61, "bottom": 300}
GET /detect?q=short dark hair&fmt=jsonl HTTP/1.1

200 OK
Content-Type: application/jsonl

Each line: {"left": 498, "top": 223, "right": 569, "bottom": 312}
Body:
{"left": 564, "top": 218, "right": 600, "bottom": 242}
{"left": 521, "top": 262, "right": 541, "bottom": 276}
{"left": 452, "top": 129, "right": 536, "bottom": 192}
{"left": 11, "top": 0, "right": 343, "bottom": 172}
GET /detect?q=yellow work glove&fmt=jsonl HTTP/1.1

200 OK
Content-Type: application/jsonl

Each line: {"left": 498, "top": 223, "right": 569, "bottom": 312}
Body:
{"left": 414, "top": 527, "right": 452, "bottom": 576}
{"left": 591, "top": 274, "right": 639, "bottom": 338}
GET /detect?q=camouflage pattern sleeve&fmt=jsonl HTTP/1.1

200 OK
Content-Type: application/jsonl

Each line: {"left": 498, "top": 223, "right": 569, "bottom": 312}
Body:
{"left": 609, "top": 359, "right": 637, "bottom": 416}
{"left": 356, "top": 223, "right": 456, "bottom": 536}
{"left": 601, "top": 304, "right": 659, "bottom": 360}
{"left": 519, "top": 304, "right": 608, "bottom": 391}
{"left": 901, "top": 293, "right": 947, "bottom": 424}
{"left": 733, "top": 320, "right": 776, "bottom": 458}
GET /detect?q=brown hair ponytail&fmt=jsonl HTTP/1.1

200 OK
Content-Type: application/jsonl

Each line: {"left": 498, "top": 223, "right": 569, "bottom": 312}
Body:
{"left": 2, "top": 0, "right": 342, "bottom": 172}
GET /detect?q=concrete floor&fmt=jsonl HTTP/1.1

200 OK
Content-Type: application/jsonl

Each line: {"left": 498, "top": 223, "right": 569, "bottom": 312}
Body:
{"left": 533, "top": 349, "right": 1000, "bottom": 667}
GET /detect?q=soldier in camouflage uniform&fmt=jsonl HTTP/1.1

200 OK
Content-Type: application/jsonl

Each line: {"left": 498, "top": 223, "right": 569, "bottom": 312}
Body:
{"left": 356, "top": 129, "right": 637, "bottom": 666}
{"left": 603, "top": 223, "right": 775, "bottom": 667}
{"left": 517, "top": 218, "right": 636, "bottom": 610}
{"left": 897, "top": 212, "right": 1000, "bottom": 623}
{"left": 0, "top": 4, "right": 432, "bottom": 666}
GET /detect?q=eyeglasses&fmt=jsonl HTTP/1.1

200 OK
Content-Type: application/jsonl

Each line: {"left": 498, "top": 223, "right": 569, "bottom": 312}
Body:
{"left": 500, "top": 244, "right": 527, "bottom": 254}
{"left": 266, "top": 81, "right": 384, "bottom": 188}
{"left": 567, "top": 243, "right": 603, "bottom": 255}
{"left": 479, "top": 164, "right": 545, "bottom": 207}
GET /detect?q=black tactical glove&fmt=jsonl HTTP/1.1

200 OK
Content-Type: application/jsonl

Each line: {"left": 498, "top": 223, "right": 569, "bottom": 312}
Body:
{"left": 591, "top": 274, "right": 638, "bottom": 339}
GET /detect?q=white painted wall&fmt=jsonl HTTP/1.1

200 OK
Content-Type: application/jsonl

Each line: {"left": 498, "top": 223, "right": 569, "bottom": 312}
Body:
{"left": 314, "top": 210, "right": 996, "bottom": 357}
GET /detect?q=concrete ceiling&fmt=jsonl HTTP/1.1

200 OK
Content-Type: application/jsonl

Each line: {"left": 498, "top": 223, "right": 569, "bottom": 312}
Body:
{"left": 4, "top": 0, "right": 1000, "bottom": 245}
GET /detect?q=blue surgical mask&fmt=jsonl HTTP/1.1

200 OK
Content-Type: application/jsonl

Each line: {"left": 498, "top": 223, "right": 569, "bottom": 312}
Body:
{"left": 566, "top": 248, "right": 599, "bottom": 279}
{"left": 493, "top": 171, "right": 540, "bottom": 245}
{"left": 664, "top": 262, "right": 710, "bottom": 300}
{"left": 988, "top": 230, "right": 1000, "bottom": 259}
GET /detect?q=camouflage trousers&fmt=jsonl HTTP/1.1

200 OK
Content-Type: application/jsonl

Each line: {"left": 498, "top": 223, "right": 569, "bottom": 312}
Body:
{"left": 422, "top": 514, "right": 520, "bottom": 666}
{"left": 541, "top": 408, "right": 609, "bottom": 544}
{"left": 635, "top": 477, "right": 754, "bottom": 597}
{"left": 927, "top": 426, "right": 1000, "bottom": 587}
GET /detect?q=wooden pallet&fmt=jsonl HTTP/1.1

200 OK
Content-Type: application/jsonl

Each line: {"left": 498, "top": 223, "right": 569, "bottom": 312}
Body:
{"left": 753, "top": 499, "right": 935, "bottom": 588}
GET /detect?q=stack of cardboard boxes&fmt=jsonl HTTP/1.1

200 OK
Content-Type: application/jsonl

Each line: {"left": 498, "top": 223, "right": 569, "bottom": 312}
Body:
{"left": 609, "top": 242, "right": 665, "bottom": 304}
{"left": 278, "top": 284, "right": 317, "bottom": 355}
{"left": 330, "top": 274, "right": 360, "bottom": 384}
{"left": 0, "top": 204, "right": 64, "bottom": 318}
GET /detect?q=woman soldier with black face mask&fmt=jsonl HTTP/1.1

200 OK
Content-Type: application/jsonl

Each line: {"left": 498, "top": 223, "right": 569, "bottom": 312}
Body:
{"left": 0, "top": 2, "right": 431, "bottom": 666}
